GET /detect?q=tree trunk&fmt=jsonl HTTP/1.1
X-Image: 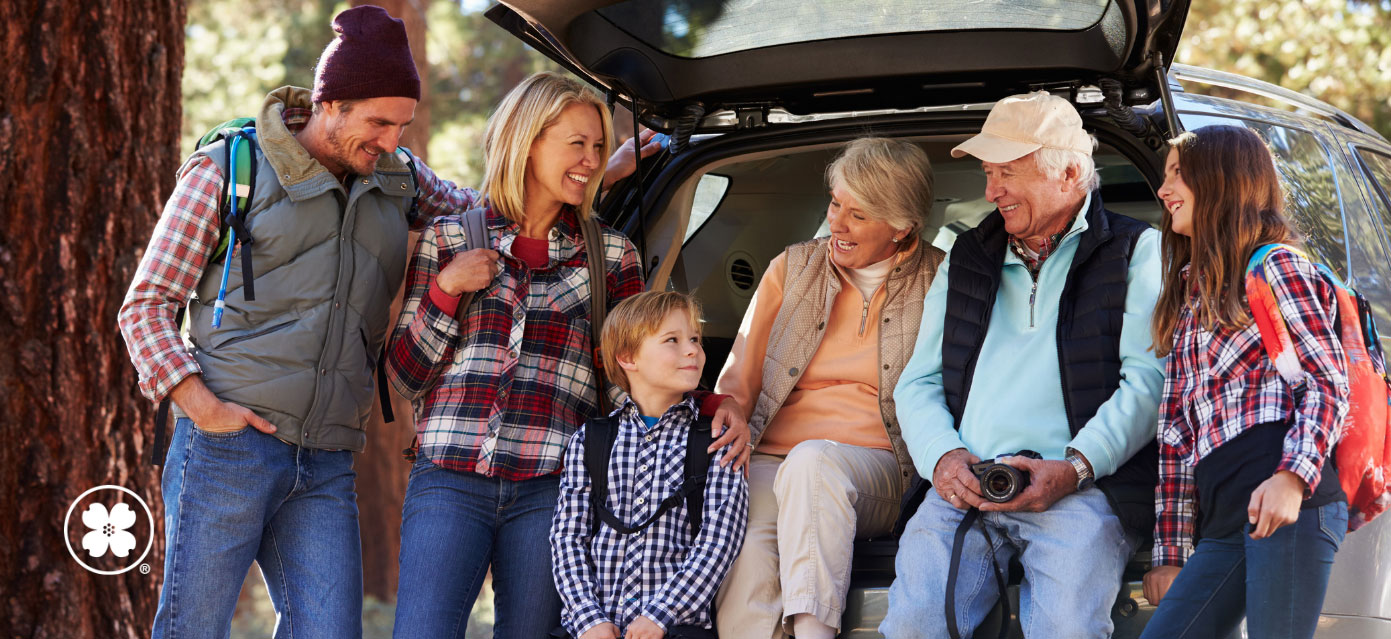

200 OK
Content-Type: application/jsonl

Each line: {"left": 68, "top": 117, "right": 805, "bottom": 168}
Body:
{"left": 349, "top": 0, "right": 431, "bottom": 604}
{"left": 0, "top": 2, "right": 185, "bottom": 638}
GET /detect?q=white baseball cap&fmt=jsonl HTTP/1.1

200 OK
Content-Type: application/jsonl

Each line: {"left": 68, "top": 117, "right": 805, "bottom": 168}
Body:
{"left": 952, "top": 91, "right": 1093, "bottom": 163}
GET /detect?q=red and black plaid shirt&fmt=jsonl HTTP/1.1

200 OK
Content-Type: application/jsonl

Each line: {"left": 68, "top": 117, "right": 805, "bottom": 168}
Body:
{"left": 1153, "top": 251, "right": 1348, "bottom": 567}
{"left": 386, "top": 205, "right": 652, "bottom": 480}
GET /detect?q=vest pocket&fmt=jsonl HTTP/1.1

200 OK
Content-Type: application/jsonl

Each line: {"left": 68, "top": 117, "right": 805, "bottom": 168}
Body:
{"left": 210, "top": 319, "right": 296, "bottom": 351}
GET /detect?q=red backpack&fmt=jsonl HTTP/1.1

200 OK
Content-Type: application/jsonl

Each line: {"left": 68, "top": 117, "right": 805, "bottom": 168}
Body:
{"left": 1246, "top": 244, "right": 1391, "bottom": 532}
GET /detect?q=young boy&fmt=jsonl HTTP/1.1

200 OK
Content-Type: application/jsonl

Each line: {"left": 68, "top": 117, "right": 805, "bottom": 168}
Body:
{"left": 551, "top": 291, "right": 749, "bottom": 639}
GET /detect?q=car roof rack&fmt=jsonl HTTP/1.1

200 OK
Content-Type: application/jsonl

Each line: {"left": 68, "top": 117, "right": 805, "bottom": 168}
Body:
{"left": 1170, "top": 63, "right": 1379, "bottom": 138}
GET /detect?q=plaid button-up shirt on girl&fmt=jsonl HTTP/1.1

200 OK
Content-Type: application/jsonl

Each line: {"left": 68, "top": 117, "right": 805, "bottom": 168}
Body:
{"left": 385, "top": 205, "right": 648, "bottom": 480}
{"left": 1153, "top": 250, "right": 1348, "bottom": 567}
{"left": 550, "top": 396, "right": 749, "bottom": 637}
{"left": 118, "top": 108, "right": 480, "bottom": 404}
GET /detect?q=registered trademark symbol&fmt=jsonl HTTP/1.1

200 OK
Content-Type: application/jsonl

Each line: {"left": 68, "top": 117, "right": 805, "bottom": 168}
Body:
{"left": 139, "top": 564, "right": 151, "bottom": 575}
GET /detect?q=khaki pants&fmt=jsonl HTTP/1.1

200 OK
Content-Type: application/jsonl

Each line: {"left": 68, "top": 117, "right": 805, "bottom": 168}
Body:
{"left": 715, "top": 440, "right": 904, "bottom": 638}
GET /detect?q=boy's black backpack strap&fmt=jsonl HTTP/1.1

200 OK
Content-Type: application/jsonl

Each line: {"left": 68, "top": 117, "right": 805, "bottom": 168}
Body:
{"left": 683, "top": 415, "right": 714, "bottom": 538}
{"left": 583, "top": 413, "right": 715, "bottom": 540}
{"left": 584, "top": 416, "right": 621, "bottom": 537}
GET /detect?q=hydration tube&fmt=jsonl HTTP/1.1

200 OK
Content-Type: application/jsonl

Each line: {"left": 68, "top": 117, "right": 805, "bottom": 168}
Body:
{"left": 211, "top": 134, "right": 242, "bottom": 328}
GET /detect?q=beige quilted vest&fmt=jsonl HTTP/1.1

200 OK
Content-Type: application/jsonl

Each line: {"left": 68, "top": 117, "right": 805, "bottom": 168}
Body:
{"left": 750, "top": 237, "right": 945, "bottom": 483}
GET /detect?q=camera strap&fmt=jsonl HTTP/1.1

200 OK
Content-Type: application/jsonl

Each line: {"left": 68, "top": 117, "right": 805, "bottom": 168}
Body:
{"left": 945, "top": 507, "right": 1010, "bottom": 639}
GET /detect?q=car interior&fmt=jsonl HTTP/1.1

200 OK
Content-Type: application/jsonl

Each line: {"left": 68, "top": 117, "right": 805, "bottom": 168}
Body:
{"left": 650, "top": 136, "right": 1165, "bottom": 390}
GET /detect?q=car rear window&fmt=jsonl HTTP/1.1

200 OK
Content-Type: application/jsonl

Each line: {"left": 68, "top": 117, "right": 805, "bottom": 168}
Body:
{"left": 596, "top": 0, "right": 1115, "bottom": 59}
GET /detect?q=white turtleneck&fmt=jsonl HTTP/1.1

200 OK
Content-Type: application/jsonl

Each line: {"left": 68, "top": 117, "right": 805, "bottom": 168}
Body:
{"left": 843, "top": 252, "right": 897, "bottom": 302}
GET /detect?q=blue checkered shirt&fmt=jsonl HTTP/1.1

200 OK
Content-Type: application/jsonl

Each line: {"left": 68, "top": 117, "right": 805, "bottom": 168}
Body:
{"left": 550, "top": 395, "right": 749, "bottom": 637}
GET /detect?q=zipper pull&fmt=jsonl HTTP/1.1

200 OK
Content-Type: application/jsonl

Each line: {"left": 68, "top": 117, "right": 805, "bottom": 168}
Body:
{"left": 1029, "top": 281, "right": 1038, "bottom": 328}
{"left": 860, "top": 300, "right": 870, "bottom": 334}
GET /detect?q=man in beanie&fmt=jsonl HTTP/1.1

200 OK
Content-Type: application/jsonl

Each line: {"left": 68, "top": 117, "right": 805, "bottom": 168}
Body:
{"left": 118, "top": 6, "right": 648, "bottom": 637}
{"left": 879, "top": 92, "right": 1166, "bottom": 638}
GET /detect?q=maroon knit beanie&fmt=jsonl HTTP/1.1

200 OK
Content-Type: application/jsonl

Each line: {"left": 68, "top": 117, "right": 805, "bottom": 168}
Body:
{"left": 312, "top": 5, "right": 420, "bottom": 103}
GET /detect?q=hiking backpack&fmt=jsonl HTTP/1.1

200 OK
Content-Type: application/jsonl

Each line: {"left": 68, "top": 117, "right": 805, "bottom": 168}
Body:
{"left": 582, "top": 414, "right": 714, "bottom": 540}
{"left": 1246, "top": 243, "right": 1391, "bottom": 531}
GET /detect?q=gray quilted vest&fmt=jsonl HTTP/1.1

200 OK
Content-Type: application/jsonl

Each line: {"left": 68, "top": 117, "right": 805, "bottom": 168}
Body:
{"left": 174, "top": 87, "right": 414, "bottom": 452}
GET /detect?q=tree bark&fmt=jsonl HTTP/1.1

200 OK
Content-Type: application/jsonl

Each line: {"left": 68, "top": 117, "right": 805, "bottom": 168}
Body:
{"left": 0, "top": 2, "right": 185, "bottom": 638}
{"left": 350, "top": 0, "right": 431, "bottom": 603}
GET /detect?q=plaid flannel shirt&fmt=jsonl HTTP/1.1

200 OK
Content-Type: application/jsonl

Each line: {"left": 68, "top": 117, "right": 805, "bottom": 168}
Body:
{"left": 1153, "top": 251, "right": 1348, "bottom": 567}
{"left": 550, "top": 396, "right": 749, "bottom": 637}
{"left": 117, "top": 107, "right": 478, "bottom": 403}
{"left": 385, "top": 204, "right": 647, "bottom": 480}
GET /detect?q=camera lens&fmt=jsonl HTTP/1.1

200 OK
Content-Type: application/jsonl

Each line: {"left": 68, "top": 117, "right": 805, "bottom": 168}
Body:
{"left": 980, "top": 467, "right": 1017, "bottom": 502}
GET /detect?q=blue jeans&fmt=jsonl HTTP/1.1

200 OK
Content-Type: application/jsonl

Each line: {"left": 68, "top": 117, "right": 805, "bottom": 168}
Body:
{"left": 152, "top": 418, "right": 362, "bottom": 639}
{"left": 1140, "top": 501, "right": 1347, "bottom": 639}
{"left": 393, "top": 459, "right": 563, "bottom": 639}
{"left": 880, "top": 488, "right": 1135, "bottom": 639}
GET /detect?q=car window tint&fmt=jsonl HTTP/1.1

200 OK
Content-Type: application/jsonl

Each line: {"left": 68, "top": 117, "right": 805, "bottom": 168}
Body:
{"left": 597, "top": 0, "right": 1116, "bottom": 59}
{"left": 1351, "top": 148, "right": 1391, "bottom": 340}
{"left": 1178, "top": 114, "right": 1349, "bottom": 275}
{"left": 684, "top": 174, "right": 732, "bottom": 243}
{"left": 1357, "top": 149, "right": 1391, "bottom": 235}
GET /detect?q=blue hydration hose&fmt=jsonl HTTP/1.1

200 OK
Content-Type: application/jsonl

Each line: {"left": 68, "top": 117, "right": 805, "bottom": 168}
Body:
{"left": 211, "top": 134, "right": 242, "bottom": 328}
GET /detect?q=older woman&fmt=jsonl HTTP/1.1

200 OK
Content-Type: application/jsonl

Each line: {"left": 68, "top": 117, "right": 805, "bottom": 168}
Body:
{"left": 387, "top": 72, "right": 748, "bottom": 639}
{"left": 714, "top": 137, "right": 945, "bottom": 639}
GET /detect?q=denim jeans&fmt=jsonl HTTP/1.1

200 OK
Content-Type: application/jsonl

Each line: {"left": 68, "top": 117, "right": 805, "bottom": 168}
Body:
{"left": 152, "top": 418, "right": 363, "bottom": 639}
{"left": 392, "top": 459, "right": 563, "bottom": 639}
{"left": 1140, "top": 501, "right": 1347, "bottom": 639}
{"left": 880, "top": 488, "right": 1135, "bottom": 639}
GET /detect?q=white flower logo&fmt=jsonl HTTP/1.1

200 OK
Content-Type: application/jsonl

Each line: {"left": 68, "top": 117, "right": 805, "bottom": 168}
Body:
{"left": 81, "top": 502, "right": 138, "bottom": 558}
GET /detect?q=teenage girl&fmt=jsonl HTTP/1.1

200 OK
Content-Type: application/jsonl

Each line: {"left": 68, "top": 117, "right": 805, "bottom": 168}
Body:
{"left": 1140, "top": 124, "right": 1349, "bottom": 639}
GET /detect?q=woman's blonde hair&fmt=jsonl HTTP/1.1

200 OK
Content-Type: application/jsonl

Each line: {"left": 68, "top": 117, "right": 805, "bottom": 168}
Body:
{"left": 825, "top": 137, "right": 935, "bottom": 234}
{"left": 481, "top": 72, "right": 614, "bottom": 223}
{"left": 601, "top": 291, "right": 704, "bottom": 393}
{"left": 1150, "top": 125, "right": 1298, "bottom": 356}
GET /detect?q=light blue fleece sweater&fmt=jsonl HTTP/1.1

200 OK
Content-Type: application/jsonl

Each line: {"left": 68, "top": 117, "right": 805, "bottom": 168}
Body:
{"left": 897, "top": 197, "right": 1166, "bottom": 479}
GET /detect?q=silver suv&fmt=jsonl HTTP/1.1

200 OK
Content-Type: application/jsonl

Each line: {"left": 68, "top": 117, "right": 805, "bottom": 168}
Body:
{"left": 488, "top": 1, "right": 1391, "bottom": 636}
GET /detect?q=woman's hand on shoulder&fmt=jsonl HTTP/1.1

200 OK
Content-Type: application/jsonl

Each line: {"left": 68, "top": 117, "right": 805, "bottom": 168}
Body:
{"left": 436, "top": 248, "right": 501, "bottom": 296}
{"left": 709, "top": 396, "right": 752, "bottom": 473}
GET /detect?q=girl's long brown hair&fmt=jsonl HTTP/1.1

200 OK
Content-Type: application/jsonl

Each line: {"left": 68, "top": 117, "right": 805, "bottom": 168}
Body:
{"left": 1151, "top": 125, "right": 1298, "bottom": 356}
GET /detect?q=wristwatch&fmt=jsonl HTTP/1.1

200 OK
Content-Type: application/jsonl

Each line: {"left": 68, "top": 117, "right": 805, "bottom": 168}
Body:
{"left": 1065, "top": 448, "right": 1095, "bottom": 492}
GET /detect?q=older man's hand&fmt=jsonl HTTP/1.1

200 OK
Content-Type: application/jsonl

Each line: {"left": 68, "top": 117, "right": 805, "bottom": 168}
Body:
{"left": 933, "top": 448, "right": 986, "bottom": 510}
{"left": 976, "top": 456, "right": 1077, "bottom": 513}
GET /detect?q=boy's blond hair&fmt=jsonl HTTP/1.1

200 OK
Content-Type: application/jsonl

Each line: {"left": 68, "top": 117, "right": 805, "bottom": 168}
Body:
{"left": 601, "top": 291, "right": 703, "bottom": 393}
{"left": 481, "top": 71, "right": 614, "bottom": 224}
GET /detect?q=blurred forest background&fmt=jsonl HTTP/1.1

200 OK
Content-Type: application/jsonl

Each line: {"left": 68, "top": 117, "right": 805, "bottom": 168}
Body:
{"left": 0, "top": 1, "right": 1387, "bottom": 638}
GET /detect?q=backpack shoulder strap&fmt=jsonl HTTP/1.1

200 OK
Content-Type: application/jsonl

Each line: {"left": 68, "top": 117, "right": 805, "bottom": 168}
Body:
{"left": 579, "top": 215, "right": 611, "bottom": 414}
{"left": 584, "top": 416, "right": 620, "bottom": 537}
{"left": 449, "top": 206, "right": 491, "bottom": 322}
{"left": 395, "top": 147, "right": 421, "bottom": 222}
{"left": 1245, "top": 243, "right": 1306, "bottom": 384}
{"left": 683, "top": 414, "right": 714, "bottom": 539}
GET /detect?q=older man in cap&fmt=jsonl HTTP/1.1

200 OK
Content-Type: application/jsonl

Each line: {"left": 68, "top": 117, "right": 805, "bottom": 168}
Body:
{"left": 879, "top": 92, "right": 1166, "bottom": 639}
{"left": 118, "top": 6, "right": 653, "bottom": 638}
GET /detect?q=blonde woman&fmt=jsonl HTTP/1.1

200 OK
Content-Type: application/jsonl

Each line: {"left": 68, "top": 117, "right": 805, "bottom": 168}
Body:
{"left": 387, "top": 72, "right": 749, "bottom": 638}
{"left": 714, "top": 137, "right": 945, "bottom": 639}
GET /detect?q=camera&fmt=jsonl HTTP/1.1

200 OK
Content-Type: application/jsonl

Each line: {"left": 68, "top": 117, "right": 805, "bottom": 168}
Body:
{"left": 969, "top": 450, "right": 1042, "bottom": 503}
